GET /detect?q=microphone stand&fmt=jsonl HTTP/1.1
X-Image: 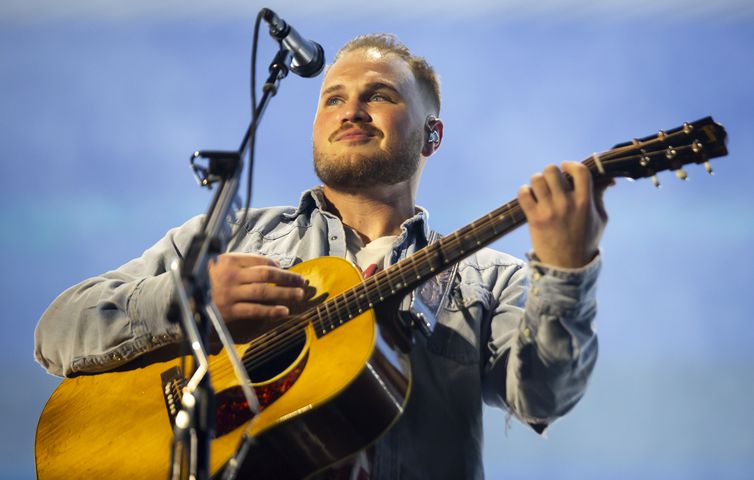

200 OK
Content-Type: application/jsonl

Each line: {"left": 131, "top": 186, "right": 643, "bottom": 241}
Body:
{"left": 168, "top": 46, "right": 293, "bottom": 480}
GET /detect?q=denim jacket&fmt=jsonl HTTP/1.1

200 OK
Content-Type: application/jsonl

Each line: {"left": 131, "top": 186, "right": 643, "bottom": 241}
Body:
{"left": 35, "top": 187, "right": 600, "bottom": 479}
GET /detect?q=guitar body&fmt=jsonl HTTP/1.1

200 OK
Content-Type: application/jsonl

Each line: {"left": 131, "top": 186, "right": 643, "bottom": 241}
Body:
{"left": 35, "top": 256, "right": 412, "bottom": 479}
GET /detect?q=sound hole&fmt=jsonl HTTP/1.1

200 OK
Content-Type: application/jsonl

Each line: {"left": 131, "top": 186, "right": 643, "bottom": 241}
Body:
{"left": 215, "top": 332, "right": 309, "bottom": 438}
{"left": 243, "top": 330, "right": 307, "bottom": 383}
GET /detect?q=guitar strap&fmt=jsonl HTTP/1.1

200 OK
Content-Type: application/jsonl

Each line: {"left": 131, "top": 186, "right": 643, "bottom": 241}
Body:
{"left": 406, "top": 230, "right": 460, "bottom": 336}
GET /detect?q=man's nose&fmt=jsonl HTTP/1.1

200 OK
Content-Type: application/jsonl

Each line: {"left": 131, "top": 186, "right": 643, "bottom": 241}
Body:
{"left": 340, "top": 99, "right": 371, "bottom": 124}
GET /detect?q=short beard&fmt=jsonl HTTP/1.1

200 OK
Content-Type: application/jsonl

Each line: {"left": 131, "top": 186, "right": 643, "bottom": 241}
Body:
{"left": 313, "top": 128, "right": 423, "bottom": 189}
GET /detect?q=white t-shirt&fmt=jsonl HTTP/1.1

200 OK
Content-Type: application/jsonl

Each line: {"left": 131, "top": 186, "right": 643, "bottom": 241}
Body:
{"left": 344, "top": 226, "right": 396, "bottom": 274}
{"left": 339, "top": 226, "right": 397, "bottom": 477}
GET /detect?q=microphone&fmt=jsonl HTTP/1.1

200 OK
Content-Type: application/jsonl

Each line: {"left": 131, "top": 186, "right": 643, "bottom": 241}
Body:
{"left": 261, "top": 8, "right": 325, "bottom": 78}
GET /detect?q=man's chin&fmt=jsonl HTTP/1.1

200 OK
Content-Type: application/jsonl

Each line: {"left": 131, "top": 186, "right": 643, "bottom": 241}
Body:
{"left": 313, "top": 146, "right": 420, "bottom": 190}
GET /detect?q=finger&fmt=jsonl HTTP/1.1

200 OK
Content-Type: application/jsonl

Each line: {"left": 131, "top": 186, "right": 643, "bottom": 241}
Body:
{"left": 228, "top": 303, "right": 290, "bottom": 319}
{"left": 517, "top": 184, "right": 537, "bottom": 213}
{"left": 217, "top": 252, "right": 279, "bottom": 268}
{"left": 529, "top": 172, "right": 550, "bottom": 203}
{"left": 235, "top": 266, "right": 306, "bottom": 287}
{"left": 542, "top": 164, "right": 570, "bottom": 200}
{"left": 593, "top": 177, "right": 616, "bottom": 192}
{"left": 561, "top": 161, "right": 592, "bottom": 202}
{"left": 593, "top": 179, "right": 614, "bottom": 221}
{"left": 230, "top": 283, "right": 306, "bottom": 304}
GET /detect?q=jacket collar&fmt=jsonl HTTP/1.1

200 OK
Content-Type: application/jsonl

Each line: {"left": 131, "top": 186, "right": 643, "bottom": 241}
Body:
{"left": 283, "top": 186, "right": 431, "bottom": 245}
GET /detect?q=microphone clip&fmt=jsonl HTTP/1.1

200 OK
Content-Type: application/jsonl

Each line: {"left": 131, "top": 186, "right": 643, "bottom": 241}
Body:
{"left": 260, "top": 8, "right": 325, "bottom": 78}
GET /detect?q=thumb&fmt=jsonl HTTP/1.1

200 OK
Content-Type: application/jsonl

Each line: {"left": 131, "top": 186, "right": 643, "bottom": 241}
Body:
{"left": 593, "top": 178, "right": 615, "bottom": 222}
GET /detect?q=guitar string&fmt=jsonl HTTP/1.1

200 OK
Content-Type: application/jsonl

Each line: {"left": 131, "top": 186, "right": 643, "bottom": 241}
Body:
{"left": 211, "top": 142, "right": 703, "bottom": 379}
{"left": 209, "top": 139, "right": 705, "bottom": 378}
{"left": 211, "top": 141, "right": 704, "bottom": 378}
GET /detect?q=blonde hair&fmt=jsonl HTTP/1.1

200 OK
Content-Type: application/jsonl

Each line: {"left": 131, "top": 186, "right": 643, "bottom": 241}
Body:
{"left": 333, "top": 33, "right": 441, "bottom": 114}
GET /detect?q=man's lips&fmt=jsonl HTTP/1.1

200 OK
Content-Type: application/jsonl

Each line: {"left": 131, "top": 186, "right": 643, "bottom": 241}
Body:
{"left": 332, "top": 128, "right": 381, "bottom": 142}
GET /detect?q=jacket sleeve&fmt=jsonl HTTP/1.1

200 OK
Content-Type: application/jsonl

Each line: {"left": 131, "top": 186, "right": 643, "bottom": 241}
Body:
{"left": 34, "top": 215, "right": 205, "bottom": 377}
{"left": 481, "top": 255, "right": 601, "bottom": 432}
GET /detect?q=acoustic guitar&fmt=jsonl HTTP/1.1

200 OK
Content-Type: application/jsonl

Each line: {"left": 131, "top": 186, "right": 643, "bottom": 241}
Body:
{"left": 35, "top": 117, "right": 728, "bottom": 478}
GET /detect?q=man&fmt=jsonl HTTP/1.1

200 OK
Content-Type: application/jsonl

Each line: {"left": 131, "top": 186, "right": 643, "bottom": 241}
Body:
{"left": 35, "top": 34, "right": 608, "bottom": 478}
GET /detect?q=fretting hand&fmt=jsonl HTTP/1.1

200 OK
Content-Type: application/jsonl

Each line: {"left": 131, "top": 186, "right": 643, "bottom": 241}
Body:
{"left": 518, "top": 161, "right": 612, "bottom": 269}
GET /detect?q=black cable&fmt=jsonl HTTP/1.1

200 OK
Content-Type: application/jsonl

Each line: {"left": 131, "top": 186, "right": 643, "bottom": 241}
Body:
{"left": 228, "top": 10, "right": 264, "bottom": 252}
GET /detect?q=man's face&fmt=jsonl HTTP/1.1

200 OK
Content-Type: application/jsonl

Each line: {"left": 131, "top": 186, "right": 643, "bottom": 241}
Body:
{"left": 312, "top": 48, "right": 427, "bottom": 189}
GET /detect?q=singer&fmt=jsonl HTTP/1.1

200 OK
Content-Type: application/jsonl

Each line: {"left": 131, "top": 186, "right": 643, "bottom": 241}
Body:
{"left": 35, "top": 34, "right": 609, "bottom": 479}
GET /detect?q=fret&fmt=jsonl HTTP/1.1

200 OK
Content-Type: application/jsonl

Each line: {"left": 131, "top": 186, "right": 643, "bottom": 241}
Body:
{"left": 394, "top": 263, "right": 409, "bottom": 291}
{"left": 422, "top": 248, "right": 436, "bottom": 273}
{"left": 362, "top": 277, "right": 376, "bottom": 308}
{"left": 436, "top": 242, "right": 452, "bottom": 269}
{"left": 456, "top": 226, "right": 474, "bottom": 255}
{"left": 370, "top": 272, "right": 388, "bottom": 302}
{"left": 314, "top": 306, "right": 326, "bottom": 335}
{"left": 442, "top": 232, "right": 460, "bottom": 258}
{"left": 455, "top": 229, "right": 467, "bottom": 255}
{"left": 486, "top": 211, "right": 500, "bottom": 235}
{"left": 468, "top": 220, "right": 483, "bottom": 247}
{"left": 337, "top": 292, "right": 354, "bottom": 324}
{"left": 409, "top": 255, "right": 422, "bottom": 280}
{"left": 320, "top": 300, "right": 332, "bottom": 336}
{"left": 436, "top": 239, "right": 449, "bottom": 265}
{"left": 353, "top": 283, "right": 369, "bottom": 314}
{"left": 375, "top": 271, "right": 392, "bottom": 302}
{"left": 384, "top": 269, "right": 398, "bottom": 295}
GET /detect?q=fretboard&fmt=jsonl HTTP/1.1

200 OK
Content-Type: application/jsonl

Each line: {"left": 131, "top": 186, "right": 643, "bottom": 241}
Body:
{"left": 310, "top": 197, "right": 528, "bottom": 337}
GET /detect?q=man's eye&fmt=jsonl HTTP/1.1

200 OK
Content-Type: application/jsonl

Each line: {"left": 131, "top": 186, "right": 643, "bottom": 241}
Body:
{"left": 325, "top": 97, "right": 343, "bottom": 106}
{"left": 369, "top": 94, "right": 389, "bottom": 102}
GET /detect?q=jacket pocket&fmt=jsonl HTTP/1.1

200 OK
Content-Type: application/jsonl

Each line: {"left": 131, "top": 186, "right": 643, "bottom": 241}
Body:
{"left": 427, "top": 282, "right": 490, "bottom": 365}
{"left": 249, "top": 251, "right": 296, "bottom": 268}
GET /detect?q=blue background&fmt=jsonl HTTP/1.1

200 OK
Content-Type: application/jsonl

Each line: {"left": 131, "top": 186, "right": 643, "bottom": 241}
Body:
{"left": 2, "top": 1, "right": 753, "bottom": 479}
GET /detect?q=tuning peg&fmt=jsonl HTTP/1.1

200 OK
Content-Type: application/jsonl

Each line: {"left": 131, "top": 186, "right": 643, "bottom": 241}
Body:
{"left": 675, "top": 169, "right": 688, "bottom": 181}
{"left": 704, "top": 161, "right": 714, "bottom": 175}
{"left": 651, "top": 175, "right": 661, "bottom": 188}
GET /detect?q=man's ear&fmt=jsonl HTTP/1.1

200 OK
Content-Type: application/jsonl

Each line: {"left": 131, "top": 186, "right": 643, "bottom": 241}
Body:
{"left": 421, "top": 115, "right": 444, "bottom": 157}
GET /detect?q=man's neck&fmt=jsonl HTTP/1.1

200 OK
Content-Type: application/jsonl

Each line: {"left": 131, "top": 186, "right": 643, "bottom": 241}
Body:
{"left": 321, "top": 183, "right": 416, "bottom": 244}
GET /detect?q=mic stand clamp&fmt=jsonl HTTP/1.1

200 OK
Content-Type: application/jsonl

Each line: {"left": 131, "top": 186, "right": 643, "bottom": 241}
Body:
{"left": 170, "top": 150, "right": 242, "bottom": 480}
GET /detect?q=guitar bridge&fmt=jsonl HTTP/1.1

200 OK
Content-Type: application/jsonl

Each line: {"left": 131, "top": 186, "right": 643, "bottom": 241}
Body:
{"left": 160, "top": 366, "right": 186, "bottom": 427}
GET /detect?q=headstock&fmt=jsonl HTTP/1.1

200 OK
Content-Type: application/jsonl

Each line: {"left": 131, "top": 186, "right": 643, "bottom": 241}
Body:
{"left": 589, "top": 116, "right": 728, "bottom": 187}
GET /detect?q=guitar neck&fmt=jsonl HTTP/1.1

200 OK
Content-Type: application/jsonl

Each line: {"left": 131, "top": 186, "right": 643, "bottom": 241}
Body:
{"left": 371, "top": 197, "right": 528, "bottom": 297}
{"left": 310, "top": 195, "right": 530, "bottom": 335}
